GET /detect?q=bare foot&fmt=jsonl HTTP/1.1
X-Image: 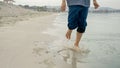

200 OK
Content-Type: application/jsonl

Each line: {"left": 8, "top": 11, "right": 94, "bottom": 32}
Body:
{"left": 66, "top": 29, "right": 72, "bottom": 40}
{"left": 73, "top": 45, "right": 80, "bottom": 52}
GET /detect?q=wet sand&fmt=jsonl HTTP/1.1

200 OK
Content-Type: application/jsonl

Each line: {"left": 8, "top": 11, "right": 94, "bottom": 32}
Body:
{"left": 41, "top": 13, "right": 120, "bottom": 68}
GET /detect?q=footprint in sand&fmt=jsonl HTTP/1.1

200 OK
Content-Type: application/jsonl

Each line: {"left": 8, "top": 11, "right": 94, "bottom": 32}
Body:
{"left": 57, "top": 46, "right": 90, "bottom": 63}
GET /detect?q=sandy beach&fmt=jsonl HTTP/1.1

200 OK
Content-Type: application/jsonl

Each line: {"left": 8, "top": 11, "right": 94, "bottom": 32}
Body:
{"left": 0, "top": 6, "right": 89, "bottom": 67}
{"left": 0, "top": 2, "right": 63, "bottom": 68}
{"left": 1, "top": 2, "right": 120, "bottom": 68}
{"left": 0, "top": 12, "right": 58, "bottom": 68}
{"left": 1, "top": 11, "right": 120, "bottom": 68}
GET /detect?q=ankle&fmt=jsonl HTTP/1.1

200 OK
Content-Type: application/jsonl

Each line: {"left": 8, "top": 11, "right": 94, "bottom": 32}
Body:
{"left": 74, "top": 43, "right": 79, "bottom": 47}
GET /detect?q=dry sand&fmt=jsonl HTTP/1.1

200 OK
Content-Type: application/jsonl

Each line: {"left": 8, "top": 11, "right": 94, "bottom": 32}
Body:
{"left": 0, "top": 12, "right": 58, "bottom": 68}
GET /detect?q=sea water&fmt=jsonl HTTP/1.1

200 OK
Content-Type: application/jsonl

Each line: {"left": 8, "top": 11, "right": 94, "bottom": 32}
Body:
{"left": 43, "top": 12, "right": 120, "bottom": 68}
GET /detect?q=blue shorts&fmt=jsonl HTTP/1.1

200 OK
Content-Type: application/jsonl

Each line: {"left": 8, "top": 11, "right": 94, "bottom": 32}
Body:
{"left": 68, "top": 5, "right": 89, "bottom": 33}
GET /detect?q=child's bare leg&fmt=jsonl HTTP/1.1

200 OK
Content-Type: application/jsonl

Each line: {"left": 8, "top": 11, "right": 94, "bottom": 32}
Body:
{"left": 74, "top": 32, "right": 83, "bottom": 47}
{"left": 66, "top": 29, "right": 72, "bottom": 40}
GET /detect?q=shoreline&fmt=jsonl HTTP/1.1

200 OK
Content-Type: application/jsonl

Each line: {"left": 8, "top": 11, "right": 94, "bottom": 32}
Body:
{"left": 0, "top": 12, "right": 56, "bottom": 27}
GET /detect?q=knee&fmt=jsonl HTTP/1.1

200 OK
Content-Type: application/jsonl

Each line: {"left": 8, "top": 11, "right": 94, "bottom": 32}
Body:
{"left": 77, "top": 27, "right": 86, "bottom": 33}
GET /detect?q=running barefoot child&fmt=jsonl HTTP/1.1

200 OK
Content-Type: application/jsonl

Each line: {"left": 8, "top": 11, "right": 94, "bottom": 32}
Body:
{"left": 61, "top": 0, "right": 99, "bottom": 49}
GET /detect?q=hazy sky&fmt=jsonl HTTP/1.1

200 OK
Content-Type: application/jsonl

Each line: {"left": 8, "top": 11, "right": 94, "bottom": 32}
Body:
{"left": 1, "top": 0, "right": 120, "bottom": 9}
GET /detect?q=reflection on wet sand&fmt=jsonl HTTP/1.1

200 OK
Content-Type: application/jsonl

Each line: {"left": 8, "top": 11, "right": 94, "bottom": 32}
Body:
{"left": 32, "top": 41, "right": 90, "bottom": 68}
{"left": 58, "top": 46, "right": 90, "bottom": 68}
